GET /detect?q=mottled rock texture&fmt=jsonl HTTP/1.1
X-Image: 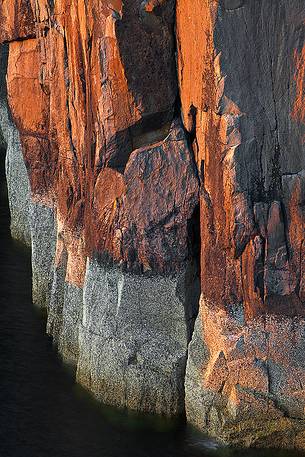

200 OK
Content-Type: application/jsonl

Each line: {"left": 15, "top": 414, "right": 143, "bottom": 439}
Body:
{"left": 0, "top": 0, "right": 199, "bottom": 419}
{"left": 0, "top": 0, "right": 304, "bottom": 449}
{"left": 0, "top": 44, "right": 31, "bottom": 245}
{"left": 186, "top": 299, "right": 305, "bottom": 448}
{"left": 176, "top": 0, "right": 305, "bottom": 448}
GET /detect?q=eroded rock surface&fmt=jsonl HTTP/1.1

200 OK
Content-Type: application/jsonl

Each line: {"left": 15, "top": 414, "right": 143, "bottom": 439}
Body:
{"left": 176, "top": 0, "right": 305, "bottom": 447}
{"left": 0, "top": 0, "right": 304, "bottom": 449}
{"left": 0, "top": 44, "right": 31, "bottom": 245}
{"left": 0, "top": 0, "right": 199, "bottom": 417}
{"left": 186, "top": 298, "right": 305, "bottom": 448}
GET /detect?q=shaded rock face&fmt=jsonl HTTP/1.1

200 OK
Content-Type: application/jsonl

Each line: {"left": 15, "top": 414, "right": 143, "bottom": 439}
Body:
{"left": 177, "top": 0, "right": 304, "bottom": 318}
{"left": 0, "top": 0, "right": 199, "bottom": 419}
{"left": 176, "top": 0, "right": 305, "bottom": 447}
{"left": 0, "top": 0, "right": 304, "bottom": 449}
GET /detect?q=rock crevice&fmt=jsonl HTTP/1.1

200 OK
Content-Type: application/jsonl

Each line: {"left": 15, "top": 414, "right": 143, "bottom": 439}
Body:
{"left": 0, "top": 0, "right": 304, "bottom": 449}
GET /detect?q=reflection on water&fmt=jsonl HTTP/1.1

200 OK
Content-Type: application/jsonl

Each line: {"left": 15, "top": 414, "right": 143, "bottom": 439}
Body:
{"left": 0, "top": 151, "right": 303, "bottom": 457}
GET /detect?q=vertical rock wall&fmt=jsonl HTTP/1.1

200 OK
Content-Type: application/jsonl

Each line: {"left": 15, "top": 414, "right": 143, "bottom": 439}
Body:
{"left": 0, "top": 0, "right": 200, "bottom": 417}
{"left": 0, "top": 44, "right": 31, "bottom": 245}
{"left": 176, "top": 0, "right": 305, "bottom": 448}
{"left": 0, "top": 0, "right": 304, "bottom": 449}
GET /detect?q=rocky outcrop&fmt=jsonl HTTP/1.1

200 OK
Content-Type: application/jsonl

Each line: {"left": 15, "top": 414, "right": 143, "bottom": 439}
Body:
{"left": 0, "top": 0, "right": 200, "bottom": 418}
{"left": 0, "top": 0, "right": 304, "bottom": 449}
{"left": 186, "top": 299, "right": 305, "bottom": 448}
{"left": 176, "top": 0, "right": 305, "bottom": 447}
{"left": 0, "top": 44, "right": 31, "bottom": 245}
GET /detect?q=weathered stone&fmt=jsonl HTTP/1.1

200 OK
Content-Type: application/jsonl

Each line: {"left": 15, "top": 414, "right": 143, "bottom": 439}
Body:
{"left": 177, "top": 0, "right": 305, "bottom": 447}
{"left": 76, "top": 257, "right": 199, "bottom": 415}
{"left": 0, "top": 44, "right": 31, "bottom": 245}
{"left": 89, "top": 120, "right": 199, "bottom": 273}
{"left": 0, "top": 0, "right": 35, "bottom": 43}
{"left": 186, "top": 298, "right": 305, "bottom": 447}
{"left": 30, "top": 203, "right": 56, "bottom": 307}
{"left": 177, "top": 0, "right": 305, "bottom": 318}
{"left": 0, "top": 0, "right": 304, "bottom": 450}
{"left": 0, "top": 0, "right": 200, "bottom": 420}
{"left": 59, "top": 283, "right": 83, "bottom": 365}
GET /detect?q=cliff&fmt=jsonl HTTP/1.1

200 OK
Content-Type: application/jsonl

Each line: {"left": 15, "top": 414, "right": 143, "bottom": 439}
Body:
{"left": 0, "top": 0, "right": 304, "bottom": 449}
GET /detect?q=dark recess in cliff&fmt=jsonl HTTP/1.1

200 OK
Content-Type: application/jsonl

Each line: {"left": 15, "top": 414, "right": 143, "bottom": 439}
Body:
{"left": 0, "top": 44, "right": 9, "bottom": 105}
{"left": 185, "top": 202, "right": 201, "bottom": 341}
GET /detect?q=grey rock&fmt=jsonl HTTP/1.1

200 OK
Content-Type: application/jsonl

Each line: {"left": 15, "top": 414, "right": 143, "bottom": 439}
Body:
{"left": 221, "top": 0, "right": 244, "bottom": 11}
{"left": 0, "top": 44, "right": 31, "bottom": 245}
{"left": 47, "top": 247, "right": 82, "bottom": 365}
{"left": 30, "top": 203, "right": 56, "bottom": 308}
{"left": 47, "top": 248, "right": 68, "bottom": 342}
{"left": 59, "top": 283, "right": 82, "bottom": 365}
{"left": 185, "top": 313, "right": 211, "bottom": 431}
{"left": 76, "top": 257, "right": 199, "bottom": 415}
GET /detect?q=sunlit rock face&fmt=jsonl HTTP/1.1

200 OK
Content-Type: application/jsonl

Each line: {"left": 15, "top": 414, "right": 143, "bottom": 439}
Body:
{"left": 0, "top": 44, "right": 31, "bottom": 245}
{"left": 176, "top": 0, "right": 305, "bottom": 447}
{"left": 0, "top": 0, "right": 304, "bottom": 448}
{"left": 0, "top": 0, "right": 200, "bottom": 417}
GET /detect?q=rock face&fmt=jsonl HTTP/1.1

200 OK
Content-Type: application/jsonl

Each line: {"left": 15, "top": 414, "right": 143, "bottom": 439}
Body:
{"left": 0, "top": 0, "right": 304, "bottom": 449}
{"left": 0, "top": 0, "right": 200, "bottom": 419}
{"left": 176, "top": 0, "right": 305, "bottom": 447}
{"left": 0, "top": 44, "right": 31, "bottom": 245}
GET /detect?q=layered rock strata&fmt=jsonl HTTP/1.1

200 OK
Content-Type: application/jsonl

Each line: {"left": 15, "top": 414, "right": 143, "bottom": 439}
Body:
{"left": 0, "top": 0, "right": 304, "bottom": 449}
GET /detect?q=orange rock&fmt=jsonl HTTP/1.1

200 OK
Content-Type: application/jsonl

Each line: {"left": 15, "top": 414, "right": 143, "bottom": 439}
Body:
{"left": 176, "top": 0, "right": 305, "bottom": 320}
{"left": 291, "top": 45, "right": 305, "bottom": 126}
{"left": 0, "top": 0, "right": 35, "bottom": 43}
{"left": 7, "top": 40, "right": 49, "bottom": 136}
{"left": 3, "top": 0, "right": 182, "bottom": 287}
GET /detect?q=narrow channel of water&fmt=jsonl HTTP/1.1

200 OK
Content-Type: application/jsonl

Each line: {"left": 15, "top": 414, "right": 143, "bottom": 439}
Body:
{"left": 0, "top": 151, "right": 303, "bottom": 457}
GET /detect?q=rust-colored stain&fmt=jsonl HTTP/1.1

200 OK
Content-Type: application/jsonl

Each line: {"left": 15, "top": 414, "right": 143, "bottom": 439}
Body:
{"left": 291, "top": 45, "right": 305, "bottom": 126}
{"left": 0, "top": 0, "right": 188, "bottom": 287}
{"left": 0, "top": 0, "right": 305, "bottom": 443}
{"left": 0, "top": 0, "right": 304, "bottom": 311}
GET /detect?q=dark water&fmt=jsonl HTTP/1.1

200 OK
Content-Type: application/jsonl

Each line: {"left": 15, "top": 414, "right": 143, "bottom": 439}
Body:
{"left": 0, "top": 150, "right": 303, "bottom": 457}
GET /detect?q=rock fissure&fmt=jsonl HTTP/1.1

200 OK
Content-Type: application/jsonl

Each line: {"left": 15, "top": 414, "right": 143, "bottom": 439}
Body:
{"left": 0, "top": 0, "right": 304, "bottom": 449}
